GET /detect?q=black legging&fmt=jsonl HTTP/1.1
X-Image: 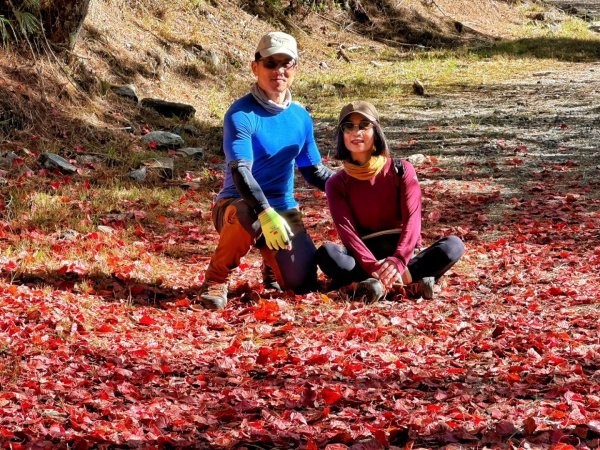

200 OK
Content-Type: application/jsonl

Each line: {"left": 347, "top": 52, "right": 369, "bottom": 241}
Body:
{"left": 316, "top": 235, "right": 464, "bottom": 287}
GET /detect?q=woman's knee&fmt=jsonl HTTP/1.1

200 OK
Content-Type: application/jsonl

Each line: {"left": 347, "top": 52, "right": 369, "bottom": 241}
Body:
{"left": 442, "top": 235, "right": 465, "bottom": 262}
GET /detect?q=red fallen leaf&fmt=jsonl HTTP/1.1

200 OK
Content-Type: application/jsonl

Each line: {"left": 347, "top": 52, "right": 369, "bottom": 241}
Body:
{"left": 306, "top": 440, "right": 318, "bottom": 450}
{"left": 548, "top": 287, "right": 564, "bottom": 296}
{"left": 307, "top": 354, "right": 329, "bottom": 365}
{"left": 256, "top": 347, "right": 270, "bottom": 365}
{"left": 322, "top": 386, "right": 343, "bottom": 405}
{"left": 253, "top": 299, "right": 280, "bottom": 323}
{"left": 553, "top": 445, "right": 575, "bottom": 450}
{"left": 428, "top": 211, "right": 442, "bottom": 222}
{"left": 138, "top": 315, "right": 156, "bottom": 326}
{"left": 565, "top": 193, "right": 579, "bottom": 203}
{"left": 550, "top": 410, "right": 567, "bottom": 419}
{"left": 514, "top": 145, "right": 528, "bottom": 153}
{"left": 429, "top": 167, "right": 443, "bottom": 172}
{"left": 130, "top": 285, "right": 145, "bottom": 295}
{"left": 524, "top": 416, "right": 537, "bottom": 435}
{"left": 96, "top": 324, "right": 114, "bottom": 333}
{"left": 427, "top": 404, "right": 442, "bottom": 413}
{"left": 174, "top": 298, "right": 190, "bottom": 308}
{"left": 559, "top": 123, "right": 569, "bottom": 129}
{"left": 496, "top": 420, "right": 517, "bottom": 436}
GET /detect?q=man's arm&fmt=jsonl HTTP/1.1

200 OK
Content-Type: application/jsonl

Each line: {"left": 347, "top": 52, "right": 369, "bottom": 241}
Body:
{"left": 298, "top": 163, "right": 334, "bottom": 192}
{"left": 229, "top": 159, "right": 269, "bottom": 215}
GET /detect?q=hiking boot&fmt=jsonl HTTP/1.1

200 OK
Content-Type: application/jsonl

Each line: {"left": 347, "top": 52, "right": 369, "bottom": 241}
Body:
{"left": 404, "top": 277, "right": 435, "bottom": 300}
{"left": 195, "top": 281, "right": 228, "bottom": 310}
{"left": 262, "top": 264, "right": 282, "bottom": 292}
{"left": 354, "top": 278, "right": 385, "bottom": 303}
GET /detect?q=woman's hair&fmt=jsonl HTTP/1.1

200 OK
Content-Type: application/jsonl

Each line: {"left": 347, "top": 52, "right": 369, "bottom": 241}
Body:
{"left": 334, "top": 119, "right": 390, "bottom": 161}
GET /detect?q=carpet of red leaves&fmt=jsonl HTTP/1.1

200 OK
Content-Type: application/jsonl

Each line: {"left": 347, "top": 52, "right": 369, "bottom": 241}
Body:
{"left": 1, "top": 95, "right": 600, "bottom": 450}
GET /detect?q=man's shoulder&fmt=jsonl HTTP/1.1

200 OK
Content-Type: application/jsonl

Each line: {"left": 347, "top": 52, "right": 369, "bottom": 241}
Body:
{"left": 226, "top": 93, "right": 255, "bottom": 113}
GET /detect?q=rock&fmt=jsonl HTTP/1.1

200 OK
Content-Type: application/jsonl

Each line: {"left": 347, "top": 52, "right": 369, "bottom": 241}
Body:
{"left": 128, "top": 166, "right": 147, "bottom": 181}
{"left": 407, "top": 153, "right": 426, "bottom": 166}
{"left": 201, "top": 49, "right": 220, "bottom": 68}
{"left": 319, "top": 61, "right": 329, "bottom": 69}
{"left": 176, "top": 147, "right": 204, "bottom": 160}
{"left": 39, "top": 153, "right": 78, "bottom": 174}
{"left": 97, "top": 225, "right": 115, "bottom": 234}
{"left": 111, "top": 84, "right": 138, "bottom": 102}
{"left": 142, "top": 131, "right": 184, "bottom": 150}
{"left": 0, "top": 151, "right": 20, "bottom": 169}
{"left": 413, "top": 79, "right": 425, "bottom": 96}
{"left": 171, "top": 125, "right": 202, "bottom": 137}
{"left": 590, "top": 22, "right": 600, "bottom": 33}
{"left": 145, "top": 157, "right": 174, "bottom": 180}
{"left": 57, "top": 229, "right": 80, "bottom": 241}
{"left": 140, "top": 98, "right": 196, "bottom": 119}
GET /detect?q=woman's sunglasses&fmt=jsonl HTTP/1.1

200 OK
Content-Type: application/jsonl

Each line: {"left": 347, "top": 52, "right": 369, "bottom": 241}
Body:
{"left": 259, "top": 58, "right": 297, "bottom": 70}
{"left": 340, "top": 120, "right": 374, "bottom": 133}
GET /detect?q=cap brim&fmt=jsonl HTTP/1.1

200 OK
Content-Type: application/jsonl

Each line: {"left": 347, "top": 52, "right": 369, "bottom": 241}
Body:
{"left": 339, "top": 110, "right": 377, "bottom": 125}
{"left": 259, "top": 48, "right": 297, "bottom": 60}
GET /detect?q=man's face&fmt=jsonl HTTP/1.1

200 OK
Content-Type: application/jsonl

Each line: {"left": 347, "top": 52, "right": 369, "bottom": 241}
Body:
{"left": 251, "top": 54, "right": 297, "bottom": 102}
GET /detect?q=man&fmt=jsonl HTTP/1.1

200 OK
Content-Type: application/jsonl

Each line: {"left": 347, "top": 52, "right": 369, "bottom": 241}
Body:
{"left": 197, "top": 31, "right": 332, "bottom": 310}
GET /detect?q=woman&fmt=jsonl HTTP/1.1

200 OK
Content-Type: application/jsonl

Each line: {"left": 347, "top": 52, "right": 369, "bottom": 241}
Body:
{"left": 316, "top": 101, "right": 464, "bottom": 302}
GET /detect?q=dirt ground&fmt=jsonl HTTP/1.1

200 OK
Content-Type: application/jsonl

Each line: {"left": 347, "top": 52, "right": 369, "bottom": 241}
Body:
{"left": 357, "top": 61, "right": 600, "bottom": 234}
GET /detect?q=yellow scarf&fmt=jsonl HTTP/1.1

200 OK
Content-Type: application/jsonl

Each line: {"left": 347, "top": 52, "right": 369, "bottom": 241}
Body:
{"left": 343, "top": 155, "right": 387, "bottom": 181}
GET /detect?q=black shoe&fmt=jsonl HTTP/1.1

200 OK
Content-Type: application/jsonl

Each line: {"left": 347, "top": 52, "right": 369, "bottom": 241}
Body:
{"left": 262, "top": 264, "right": 282, "bottom": 292}
{"left": 404, "top": 277, "right": 435, "bottom": 300}
{"left": 354, "top": 278, "right": 385, "bottom": 303}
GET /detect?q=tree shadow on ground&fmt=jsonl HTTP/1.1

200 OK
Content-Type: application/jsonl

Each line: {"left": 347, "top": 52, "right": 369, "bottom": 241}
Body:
{"left": 472, "top": 37, "right": 600, "bottom": 62}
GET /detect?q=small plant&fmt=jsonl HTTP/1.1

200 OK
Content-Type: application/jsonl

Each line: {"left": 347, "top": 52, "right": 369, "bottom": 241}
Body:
{"left": 0, "top": 0, "right": 42, "bottom": 48}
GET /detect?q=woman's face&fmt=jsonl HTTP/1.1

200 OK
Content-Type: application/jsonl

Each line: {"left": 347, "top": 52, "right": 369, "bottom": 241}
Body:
{"left": 251, "top": 55, "right": 297, "bottom": 103}
{"left": 341, "top": 113, "right": 375, "bottom": 162}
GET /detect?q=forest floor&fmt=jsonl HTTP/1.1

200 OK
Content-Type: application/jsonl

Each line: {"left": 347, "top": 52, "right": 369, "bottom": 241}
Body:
{"left": 0, "top": 57, "right": 598, "bottom": 449}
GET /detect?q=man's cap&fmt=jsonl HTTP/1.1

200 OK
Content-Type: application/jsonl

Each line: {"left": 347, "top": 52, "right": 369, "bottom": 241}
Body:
{"left": 338, "top": 101, "right": 379, "bottom": 125}
{"left": 256, "top": 31, "right": 298, "bottom": 60}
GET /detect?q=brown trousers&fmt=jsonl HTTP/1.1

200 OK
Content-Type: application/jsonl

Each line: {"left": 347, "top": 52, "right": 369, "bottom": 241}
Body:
{"left": 204, "top": 198, "right": 317, "bottom": 293}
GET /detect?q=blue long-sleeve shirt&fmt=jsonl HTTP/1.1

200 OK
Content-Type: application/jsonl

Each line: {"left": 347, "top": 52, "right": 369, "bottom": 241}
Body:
{"left": 216, "top": 94, "right": 323, "bottom": 212}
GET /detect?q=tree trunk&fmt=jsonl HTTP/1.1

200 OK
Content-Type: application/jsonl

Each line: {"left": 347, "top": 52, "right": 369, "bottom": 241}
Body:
{"left": 39, "top": 0, "right": 91, "bottom": 50}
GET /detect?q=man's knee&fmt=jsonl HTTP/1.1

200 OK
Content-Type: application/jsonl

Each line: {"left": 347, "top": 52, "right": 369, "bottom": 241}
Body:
{"left": 276, "top": 231, "right": 317, "bottom": 293}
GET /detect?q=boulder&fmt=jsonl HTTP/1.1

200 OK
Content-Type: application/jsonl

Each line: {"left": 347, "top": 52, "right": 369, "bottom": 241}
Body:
{"left": 39, "top": 153, "right": 77, "bottom": 174}
{"left": 112, "top": 84, "right": 138, "bottom": 102}
{"left": 140, "top": 98, "right": 196, "bottom": 119}
{"left": 142, "top": 131, "right": 185, "bottom": 150}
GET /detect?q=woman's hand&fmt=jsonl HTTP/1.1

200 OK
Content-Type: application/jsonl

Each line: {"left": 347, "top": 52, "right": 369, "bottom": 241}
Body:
{"left": 372, "top": 258, "right": 402, "bottom": 289}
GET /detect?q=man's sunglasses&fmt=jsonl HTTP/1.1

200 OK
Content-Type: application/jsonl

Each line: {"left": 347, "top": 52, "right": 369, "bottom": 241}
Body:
{"left": 340, "top": 120, "right": 374, "bottom": 133}
{"left": 259, "top": 58, "right": 297, "bottom": 70}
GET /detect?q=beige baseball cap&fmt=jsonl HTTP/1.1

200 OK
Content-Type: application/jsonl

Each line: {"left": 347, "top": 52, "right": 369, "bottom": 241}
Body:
{"left": 338, "top": 100, "right": 379, "bottom": 125}
{"left": 255, "top": 31, "right": 298, "bottom": 60}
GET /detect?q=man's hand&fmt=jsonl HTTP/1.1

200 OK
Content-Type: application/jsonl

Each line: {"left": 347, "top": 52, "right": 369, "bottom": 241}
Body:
{"left": 258, "top": 208, "right": 293, "bottom": 250}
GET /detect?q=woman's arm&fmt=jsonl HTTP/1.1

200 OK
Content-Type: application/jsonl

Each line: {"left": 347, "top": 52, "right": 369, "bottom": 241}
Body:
{"left": 392, "top": 160, "right": 422, "bottom": 272}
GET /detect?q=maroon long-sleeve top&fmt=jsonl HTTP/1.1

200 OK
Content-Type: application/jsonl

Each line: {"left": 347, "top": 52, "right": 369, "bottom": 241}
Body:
{"left": 325, "top": 157, "right": 422, "bottom": 275}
